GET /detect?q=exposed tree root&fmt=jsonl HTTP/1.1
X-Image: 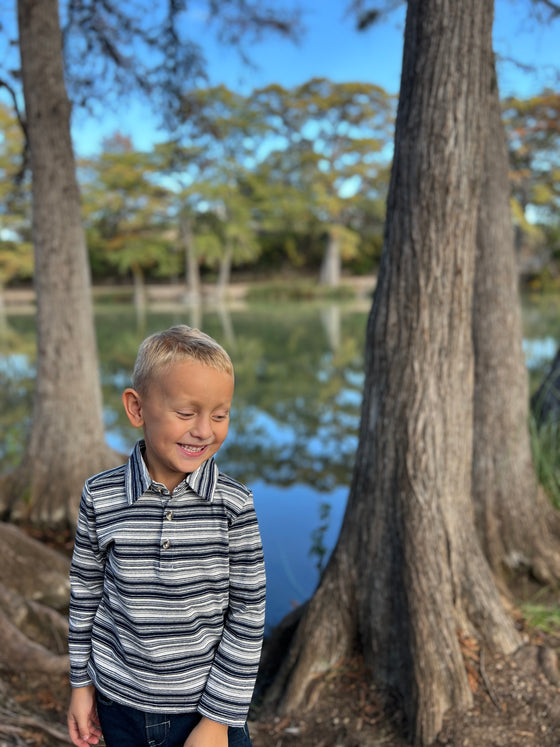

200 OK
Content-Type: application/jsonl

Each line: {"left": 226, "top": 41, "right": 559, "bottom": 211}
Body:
{"left": 258, "top": 552, "right": 356, "bottom": 719}
{"left": 0, "top": 601, "right": 69, "bottom": 675}
{"left": 0, "top": 522, "right": 70, "bottom": 609}
{"left": 0, "top": 526, "right": 69, "bottom": 672}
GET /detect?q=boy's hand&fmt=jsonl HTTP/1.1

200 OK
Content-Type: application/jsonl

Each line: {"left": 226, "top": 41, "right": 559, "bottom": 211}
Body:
{"left": 184, "top": 716, "right": 228, "bottom": 747}
{"left": 67, "top": 685, "right": 103, "bottom": 746}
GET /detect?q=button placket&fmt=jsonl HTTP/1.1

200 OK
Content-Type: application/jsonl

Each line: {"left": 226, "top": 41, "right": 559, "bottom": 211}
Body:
{"left": 161, "top": 495, "right": 174, "bottom": 553}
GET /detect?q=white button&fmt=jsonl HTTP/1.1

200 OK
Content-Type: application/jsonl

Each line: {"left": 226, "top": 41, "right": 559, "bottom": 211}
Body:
{"left": 162, "top": 539, "right": 171, "bottom": 550}
{"left": 165, "top": 510, "right": 174, "bottom": 521}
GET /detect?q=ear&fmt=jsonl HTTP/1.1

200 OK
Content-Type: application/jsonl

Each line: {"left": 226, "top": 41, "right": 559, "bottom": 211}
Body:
{"left": 122, "top": 388, "right": 144, "bottom": 428}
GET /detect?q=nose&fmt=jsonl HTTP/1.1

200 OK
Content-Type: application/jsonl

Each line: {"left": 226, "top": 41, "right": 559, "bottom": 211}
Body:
{"left": 189, "top": 414, "right": 213, "bottom": 440}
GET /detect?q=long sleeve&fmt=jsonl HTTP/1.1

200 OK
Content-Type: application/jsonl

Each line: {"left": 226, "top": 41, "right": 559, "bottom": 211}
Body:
{"left": 68, "top": 485, "right": 106, "bottom": 688}
{"left": 197, "top": 491, "right": 266, "bottom": 727}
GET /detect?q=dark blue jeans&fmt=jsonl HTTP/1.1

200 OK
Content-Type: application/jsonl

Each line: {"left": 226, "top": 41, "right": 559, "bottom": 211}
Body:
{"left": 96, "top": 692, "right": 252, "bottom": 747}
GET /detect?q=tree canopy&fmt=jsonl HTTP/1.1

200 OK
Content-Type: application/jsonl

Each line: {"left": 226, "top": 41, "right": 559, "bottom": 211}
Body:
{"left": 2, "top": 81, "right": 559, "bottom": 289}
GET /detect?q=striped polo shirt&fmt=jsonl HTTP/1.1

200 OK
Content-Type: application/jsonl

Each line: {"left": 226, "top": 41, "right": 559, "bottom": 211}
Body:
{"left": 68, "top": 440, "right": 266, "bottom": 727}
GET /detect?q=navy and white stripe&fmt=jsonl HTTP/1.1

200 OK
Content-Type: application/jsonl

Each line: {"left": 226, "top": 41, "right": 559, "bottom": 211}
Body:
{"left": 69, "top": 441, "right": 266, "bottom": 728}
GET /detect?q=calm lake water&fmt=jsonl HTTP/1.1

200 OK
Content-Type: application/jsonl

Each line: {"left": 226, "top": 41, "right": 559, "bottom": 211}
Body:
{"left": 1, "top": 292, "right": 559, "bottom": 629}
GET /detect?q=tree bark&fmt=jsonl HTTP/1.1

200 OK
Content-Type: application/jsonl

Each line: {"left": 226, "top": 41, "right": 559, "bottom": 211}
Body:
{"left": 0, "top": 522, "right": 70, "bottom": 609}
{"left": 262, "top": 2, "right": 521, "bottom": 744}
{"left": 2, "top": 0, "right": 119, "bottom": 527}
{"left": 472, "top": 59, "right": 560, "bottom": 585}
{"left": 216, "top": 243, "right": 233, "bottom": 299}
{"left": 0, "top": 587, "right": 69, "bottom": 675}
{"left": 318, "top": 228, "right": 341, "bottom": 287}
{"left": 180, "top": 212, "right": 201, "bottom": 304}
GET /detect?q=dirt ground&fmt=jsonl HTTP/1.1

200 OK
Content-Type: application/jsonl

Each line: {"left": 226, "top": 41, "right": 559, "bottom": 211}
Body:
{"left": 249, "top": 631, "right": 560, "bottom": 747}
{"left": 2, "top": 621, "right": 559, "bottom": 747}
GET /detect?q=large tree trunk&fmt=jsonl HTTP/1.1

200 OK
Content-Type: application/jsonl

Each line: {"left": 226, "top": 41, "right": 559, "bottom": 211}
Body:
{"left": 262, "top": 1, "right": 521, "bottom": 744}
{"left": 472, "top": 60, "right": 560, "bottom": 585}
{"left": 1, "top": 0, "right": 119, "bottom": 528}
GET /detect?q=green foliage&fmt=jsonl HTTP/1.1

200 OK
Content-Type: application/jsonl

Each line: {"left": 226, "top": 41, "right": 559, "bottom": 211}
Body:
{"left": 250, "top": 78, "right": 395, "bottom": 275}
{"left": 529, "top": 415, "right": 560, "bottom": 510}
{"left": 0, "top": 103, "right": 33, "bottom": 287}
{"left": 503, "top": 90, "right": 560, "bottom": 260}
{"left": 155, "top": 87, "right": 267, "bottom": 286}
{"left": 0, "top": 319, "right": 36, "bottom": 469}
{"left": 520, "top": 598, "right": 560, "bottom": 635}
{"left": 80, "top": 134, "right": 179, "bottom": 282}
{"left": 3, "top": 82, "right": 558, "bottom": 289}
{"left": 133, "top": 79, "right": 395, "bottom": 286}
{"left": 0, "top": 71, "right": 557, "bottom": 293}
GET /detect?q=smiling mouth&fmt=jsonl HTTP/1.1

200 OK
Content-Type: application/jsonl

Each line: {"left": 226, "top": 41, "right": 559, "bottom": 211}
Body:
{"left": 179, "top": 443, "right": 207, "bottom": 456}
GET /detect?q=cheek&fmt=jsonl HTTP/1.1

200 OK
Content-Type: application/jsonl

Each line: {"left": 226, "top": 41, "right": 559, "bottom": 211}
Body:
{"left": 217, "top": 424, "right": 229, "bottom": 442}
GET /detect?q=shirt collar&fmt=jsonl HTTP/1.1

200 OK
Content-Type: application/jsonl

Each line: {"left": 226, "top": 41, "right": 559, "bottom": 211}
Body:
{"left": 125, "top": 440, "right": 218, "bottom": 505}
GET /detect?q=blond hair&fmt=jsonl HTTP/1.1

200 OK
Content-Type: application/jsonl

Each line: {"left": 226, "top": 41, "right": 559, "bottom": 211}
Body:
{"left": 132, "top": 325, "right": 233, "bottom": 395}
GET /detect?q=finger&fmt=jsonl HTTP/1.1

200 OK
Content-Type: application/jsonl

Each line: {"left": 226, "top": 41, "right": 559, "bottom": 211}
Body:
{"left": 88, "top": 728, "right": 103, "bottom": 744}
{"left": 68, "top": 714, "right": 94, "bottom": 747}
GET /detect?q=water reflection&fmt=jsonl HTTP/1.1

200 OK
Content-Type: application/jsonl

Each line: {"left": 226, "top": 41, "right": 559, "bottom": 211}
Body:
{"left": 0, "top": 295, "right": 558, "bottom": 627}
{"left": 0, "top": 301, "right": 366, "bottom": 628}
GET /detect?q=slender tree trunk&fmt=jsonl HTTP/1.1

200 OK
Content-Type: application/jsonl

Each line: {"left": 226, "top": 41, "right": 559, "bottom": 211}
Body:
{"left": 131, "top": 264, "right": 147, "bottom": 331}
{"left": 262, "top": 2, "right": 521, "bottom": 744}
{"left": 132, "top": 265, "right": 147, "bottom": 310}
{"left": 318, "top": 227, "right": 341, "bottom": 287}
{"left": 180, "top": 212, "right": 201, "bottom": 303}
{"left": 472, "top": 60, "right": 560, "bottom": 584}
{"left": 2, "top": 0, "right": 119, "bottom": 527}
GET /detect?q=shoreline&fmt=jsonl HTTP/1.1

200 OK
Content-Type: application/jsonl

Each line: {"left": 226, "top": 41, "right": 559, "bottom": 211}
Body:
{"left": 2, "top": 275, "right": 377, "bottom": 311}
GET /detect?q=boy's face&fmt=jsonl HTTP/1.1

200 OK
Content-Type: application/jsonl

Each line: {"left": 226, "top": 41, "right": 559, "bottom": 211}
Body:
{"left": 123, "top": 359, "right": 234, "bottom": 492}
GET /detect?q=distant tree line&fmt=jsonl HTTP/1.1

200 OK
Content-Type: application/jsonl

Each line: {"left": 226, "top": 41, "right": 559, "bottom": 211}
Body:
{"left": 1, "top": 84, "right": 559, "bottom": 297}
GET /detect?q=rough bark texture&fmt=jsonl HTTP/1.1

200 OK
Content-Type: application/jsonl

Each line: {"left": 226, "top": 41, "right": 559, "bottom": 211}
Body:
{"left": 472, "top": 61, "right": 560, "bottom": 585}
{"left": 262, "top": 2, "right": 522, "bottom": 744}
{"left": 2, "top": 0, "right": 119, "bottom": 527}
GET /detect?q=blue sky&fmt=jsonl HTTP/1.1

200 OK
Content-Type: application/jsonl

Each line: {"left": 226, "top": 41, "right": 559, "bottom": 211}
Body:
{"left": 71, "top": 0, "right": 559, "bottom": 155}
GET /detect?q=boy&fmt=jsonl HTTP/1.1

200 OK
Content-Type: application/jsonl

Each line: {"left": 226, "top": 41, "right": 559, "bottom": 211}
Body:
{"left": 67, "top": 325, "right": 266, "bottom": 747}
